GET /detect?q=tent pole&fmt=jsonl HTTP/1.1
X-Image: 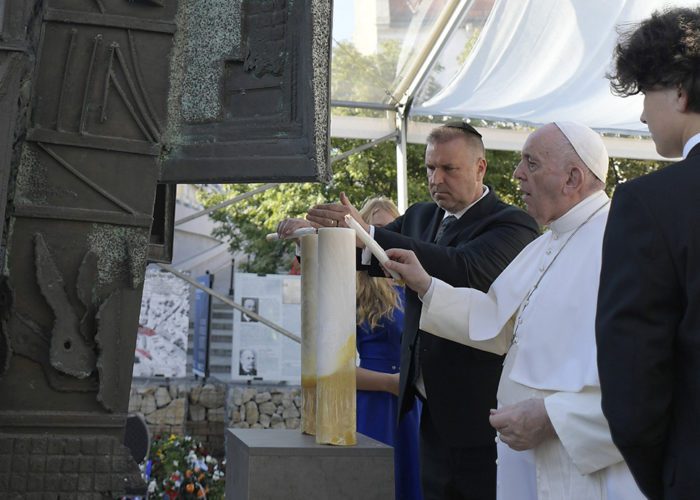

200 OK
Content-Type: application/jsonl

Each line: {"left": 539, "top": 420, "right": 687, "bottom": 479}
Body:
{"left": 395, "top": 108, "right": 409, "bottom": 214}
{"left": 394, "top": 0, "right": 474, "bottom": 105}
{"left": 391, "top": 0, "right": 474, "bottom": 214}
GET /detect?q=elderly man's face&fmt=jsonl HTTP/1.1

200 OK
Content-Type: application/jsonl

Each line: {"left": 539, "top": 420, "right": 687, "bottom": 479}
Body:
{"left": 426, "top": 137, "right": 486, "bottom": 213}
{"left": 513, "top": 125, "right": 571, "bottom": 226}
{"left": 241, "top": 350, "right": 255, "bottom": 371}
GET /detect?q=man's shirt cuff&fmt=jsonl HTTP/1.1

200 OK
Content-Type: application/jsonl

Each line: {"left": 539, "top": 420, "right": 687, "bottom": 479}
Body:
{"left": 420, "top": 278, "right": 436, "bottom": 304}
{"left": 360, "top": 225, "right": 375, "bottom": 265}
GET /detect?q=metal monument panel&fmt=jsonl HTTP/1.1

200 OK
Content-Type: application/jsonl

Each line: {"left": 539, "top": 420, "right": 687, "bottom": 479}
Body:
{"left": 0, "top": 0, "right": 332, "bottom": 496}
{"left": 0, "top": 0, "right": 178, "bottom": 495}
{"left": 161, "top": 0, "right": 332, "bottom": 183}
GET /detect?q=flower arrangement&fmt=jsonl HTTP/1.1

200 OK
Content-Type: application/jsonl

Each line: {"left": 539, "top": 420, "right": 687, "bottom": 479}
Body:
{"left": 143, "top": 434, "right": 225, "bottom": 499}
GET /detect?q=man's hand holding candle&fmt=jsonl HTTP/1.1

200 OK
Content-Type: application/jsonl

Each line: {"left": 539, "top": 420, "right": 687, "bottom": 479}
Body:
{"left": 384, "top": 248, "right": 432, "bottom": 297}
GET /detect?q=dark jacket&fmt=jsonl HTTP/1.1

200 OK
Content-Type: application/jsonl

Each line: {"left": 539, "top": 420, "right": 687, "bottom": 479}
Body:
{"left": 596, "top": 145, "right": 700, "bottom": 500}
{"left": 365, "top": 189, "right": 539, "bottom": 446}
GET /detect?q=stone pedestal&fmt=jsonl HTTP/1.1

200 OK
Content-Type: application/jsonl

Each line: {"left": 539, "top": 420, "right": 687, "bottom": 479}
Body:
{"left": 226, "top": 429, "right": 394, "bottom": 500}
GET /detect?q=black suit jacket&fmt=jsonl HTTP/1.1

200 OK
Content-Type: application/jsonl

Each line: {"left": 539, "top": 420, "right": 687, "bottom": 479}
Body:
{"left": 596, "top": 145, "right": 700, "bottom": 500}
{"left": 365, "top": 189, "right": 539, "bottom": 447}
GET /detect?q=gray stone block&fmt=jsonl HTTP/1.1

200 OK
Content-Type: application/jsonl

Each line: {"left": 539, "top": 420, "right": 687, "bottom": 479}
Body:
{"left": 225, "top": 429, "right": 393, "bottom": 500}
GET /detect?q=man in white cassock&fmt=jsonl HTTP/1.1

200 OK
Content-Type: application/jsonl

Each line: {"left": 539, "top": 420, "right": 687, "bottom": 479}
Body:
{"left": 384, "top": 122, "right": 644, "bottom": 500}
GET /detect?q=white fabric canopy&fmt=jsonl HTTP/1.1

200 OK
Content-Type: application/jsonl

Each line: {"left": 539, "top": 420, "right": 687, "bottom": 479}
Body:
{"left": 413, "top": 0, "right": 696, "bottom": 134}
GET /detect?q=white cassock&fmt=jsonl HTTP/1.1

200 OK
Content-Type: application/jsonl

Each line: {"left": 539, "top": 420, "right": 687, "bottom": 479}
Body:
{"left": 420, "top": 191, "right": 643, "bottom": 500}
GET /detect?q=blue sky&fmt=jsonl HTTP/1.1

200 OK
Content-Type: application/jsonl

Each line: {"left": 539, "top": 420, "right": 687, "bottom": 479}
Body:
{"left": 332, "top": 2, "right": 355, "bottom": 42}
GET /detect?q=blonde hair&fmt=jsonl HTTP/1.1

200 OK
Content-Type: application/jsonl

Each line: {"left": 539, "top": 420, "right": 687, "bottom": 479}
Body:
{"left": 356, "top": 197, "right": 403, "bottom": 329}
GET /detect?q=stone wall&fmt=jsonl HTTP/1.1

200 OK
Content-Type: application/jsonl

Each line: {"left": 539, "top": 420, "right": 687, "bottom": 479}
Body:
{"left": 128, "top": 379, "right": 303, "bottom": 457}
{"left": 229, "top": 386, "right": 302, "bottom": 430}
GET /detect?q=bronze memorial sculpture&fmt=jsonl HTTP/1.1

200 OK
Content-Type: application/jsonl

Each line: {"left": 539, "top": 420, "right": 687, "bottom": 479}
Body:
{"left": 0, "top": 0, "right": 331, "bottom": 496}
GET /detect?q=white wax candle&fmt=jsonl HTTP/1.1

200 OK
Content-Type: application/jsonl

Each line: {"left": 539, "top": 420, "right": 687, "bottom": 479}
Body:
{"left": 300, "top": 233, "right": 318, "bottom": 436}
{"left": 344, "top": 214, "right": 402, "bottom": 281}
{"left": 316, "top": 227, "right": 356, "bottom": 445}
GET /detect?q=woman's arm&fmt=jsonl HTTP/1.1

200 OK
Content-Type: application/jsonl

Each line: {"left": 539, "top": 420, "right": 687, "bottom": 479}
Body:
{"left": 356, "top": 367, "right": 399, "bottom": 396}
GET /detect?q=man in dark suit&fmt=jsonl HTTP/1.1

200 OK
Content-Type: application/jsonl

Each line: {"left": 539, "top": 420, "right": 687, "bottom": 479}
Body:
{"left": 299, "top": 122, "right": 539, "bottom": 499}
{"left": 596, "top": 7, "right": 700, "bottom": 500}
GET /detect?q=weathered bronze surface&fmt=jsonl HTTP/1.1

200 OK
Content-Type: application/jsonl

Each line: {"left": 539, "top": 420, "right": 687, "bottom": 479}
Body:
{"left": 161, "top": 0, "right": 332, "bottom": 183}
{"left": 0, "top": 0, "right": 331, "bottom": 496}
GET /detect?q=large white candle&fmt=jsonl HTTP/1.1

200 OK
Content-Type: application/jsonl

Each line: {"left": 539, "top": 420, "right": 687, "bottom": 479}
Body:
{"left": 315, "top": 227, "right": 356, "bottom": 445}
{"left": 300, "top": 233, "right": 319, "bottom": 435}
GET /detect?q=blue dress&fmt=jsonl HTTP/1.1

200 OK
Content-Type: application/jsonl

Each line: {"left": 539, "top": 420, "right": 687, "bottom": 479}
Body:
{"left": 357, "top": 287, "right": 423, "bottom": 500}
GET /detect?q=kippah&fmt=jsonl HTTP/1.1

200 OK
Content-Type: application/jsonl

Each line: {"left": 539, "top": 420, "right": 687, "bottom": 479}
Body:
{"left": 443, "top": 120, "right": 483, "bottom": 139}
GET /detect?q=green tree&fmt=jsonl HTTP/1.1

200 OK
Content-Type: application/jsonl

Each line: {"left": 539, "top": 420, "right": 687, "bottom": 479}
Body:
{"left": 201, "top": 138, "right": 428, "bottom": 274}
{"left": 332, "top": 40, "right": 402, "bottom": 116}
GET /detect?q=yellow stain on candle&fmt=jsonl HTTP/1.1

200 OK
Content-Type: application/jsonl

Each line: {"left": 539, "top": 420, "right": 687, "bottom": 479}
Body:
{"left": 315, "top": 333, "right": 357, "bottom": 446}
{"left": 301, "top": 377, "right": 317, "bottom": 435}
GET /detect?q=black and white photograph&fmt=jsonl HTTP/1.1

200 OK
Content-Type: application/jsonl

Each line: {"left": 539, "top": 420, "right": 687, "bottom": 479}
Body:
{"left": 241, "top": 297, "right": 259, "bottom": 322}
{"left": 238, "top": 348, "right": 257, "bottom": 376}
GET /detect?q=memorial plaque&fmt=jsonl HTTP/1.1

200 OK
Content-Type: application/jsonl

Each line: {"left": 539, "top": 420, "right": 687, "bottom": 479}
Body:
{"left": 161, "top": 0, "right": 332, "bottom": 183}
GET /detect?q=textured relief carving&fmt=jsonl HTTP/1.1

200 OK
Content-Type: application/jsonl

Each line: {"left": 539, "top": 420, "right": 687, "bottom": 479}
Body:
{"left": 223, "top": 0, "right": 290, "bottom": 121}
{"left": 13, "top": 232, "right": 145, "bottom": 400}
{"left": 95, "top": 289, "right": 123, "bottom": 411}
{"left": 29, "top": 14, "right": 174, "bottom": 154}
{"left": 171, "top": 0, "right": 240, "bottom": 124}
{"left": 35, "top": 233, "right": 96, "bottom": 379}
{"left": 0, "top": 276, "right": 12, "bottom": 378}
{"left": 99, "top": 39, "right": 161, "bottom": 143}
{"left": 162, "top": 0, "right": 331, "bottom": 183}
{"left": 77, "top": 250, "right": 99, "bottom": 342}
{"left": 0, "top": 433, "right": 144, "bottom": 496}
{"left": 10, "top": 309, "right": 100, "bottom": 393}
{"left": 37, "top": 142, "right": 141, "bottom": 215}
{"left": 242, "top": 0, "right": 286, "bottom": 78}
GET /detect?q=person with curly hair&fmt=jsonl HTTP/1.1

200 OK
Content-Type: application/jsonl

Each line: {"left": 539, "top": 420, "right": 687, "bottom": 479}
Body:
{"left": 354, "top": 197, "right": 422, "bottom": 500}
{"left": 596, "top": 7, "right": 700, "bottom": 500}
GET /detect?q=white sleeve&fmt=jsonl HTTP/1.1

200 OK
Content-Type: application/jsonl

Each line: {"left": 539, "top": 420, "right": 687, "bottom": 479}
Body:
{"left": 544, "top": 386, "right": 623, "bottom": 475}
{"left": 419, "top": 278, "right": 510, "bottom": 355}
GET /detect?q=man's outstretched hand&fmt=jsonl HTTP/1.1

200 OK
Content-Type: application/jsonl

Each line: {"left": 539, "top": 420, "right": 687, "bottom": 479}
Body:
{"left": 307, "top": 192, "right": 366, "bottom": 232}
{"left": 276, "top": 218, "right": 312, "bottom": 238}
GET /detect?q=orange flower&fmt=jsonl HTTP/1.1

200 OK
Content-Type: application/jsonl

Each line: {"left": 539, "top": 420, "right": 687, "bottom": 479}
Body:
{"left": 185, "top": 483, "right": 195, "bottom": 493}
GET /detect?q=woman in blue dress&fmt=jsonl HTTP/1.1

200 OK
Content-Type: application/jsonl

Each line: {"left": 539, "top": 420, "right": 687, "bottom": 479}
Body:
{"left": 355, "top": 197, "right": 422, "bottom": 500}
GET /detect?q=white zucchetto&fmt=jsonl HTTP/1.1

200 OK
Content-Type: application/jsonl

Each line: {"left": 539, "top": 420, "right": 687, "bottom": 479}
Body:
{"left": 554, "top": 121, "right": 609, "bottom": 182}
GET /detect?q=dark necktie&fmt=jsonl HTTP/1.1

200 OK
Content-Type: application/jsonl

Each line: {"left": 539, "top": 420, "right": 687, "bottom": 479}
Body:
{"left": 434, "top": 215, "right": 457, "bottom": 243}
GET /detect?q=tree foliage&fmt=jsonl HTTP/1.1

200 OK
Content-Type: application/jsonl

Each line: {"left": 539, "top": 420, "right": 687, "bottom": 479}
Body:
{"left": 200, "top": 138, "right": 427, "bottom": 274}
{"left": 331, "top": 40, "right": 401, "bottom": 115}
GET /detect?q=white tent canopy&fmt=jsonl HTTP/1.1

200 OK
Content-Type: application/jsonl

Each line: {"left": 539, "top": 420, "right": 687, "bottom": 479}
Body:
{"left": 412, "top": 0, "right": 694, "bottom": 133}
{"left": 329, "top": 0, "right": 690, "bottom": 211}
